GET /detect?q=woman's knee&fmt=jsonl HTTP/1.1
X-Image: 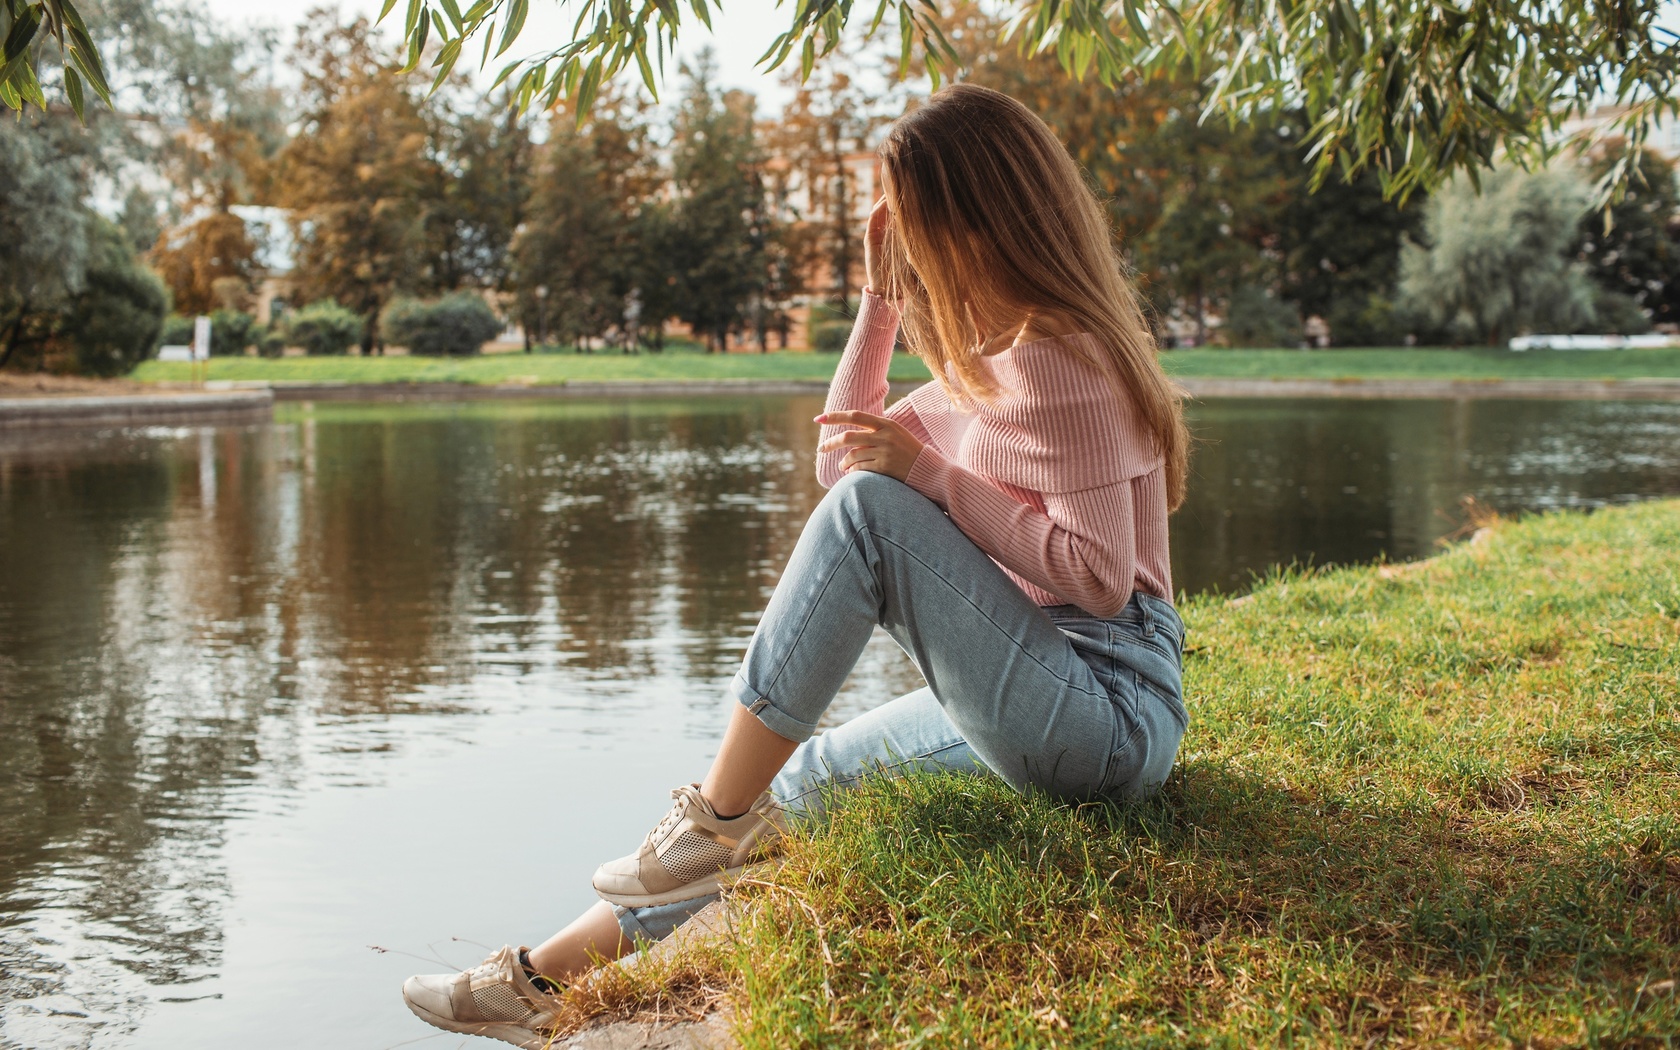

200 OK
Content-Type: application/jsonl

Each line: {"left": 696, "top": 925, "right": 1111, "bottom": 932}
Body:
{"left": 821, "top": 470, "right": 928, "bottom": 527}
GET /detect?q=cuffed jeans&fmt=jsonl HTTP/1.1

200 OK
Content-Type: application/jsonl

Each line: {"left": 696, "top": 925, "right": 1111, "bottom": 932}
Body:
{"left": 613, "top": 470, "right": 1188, "bottom": 943}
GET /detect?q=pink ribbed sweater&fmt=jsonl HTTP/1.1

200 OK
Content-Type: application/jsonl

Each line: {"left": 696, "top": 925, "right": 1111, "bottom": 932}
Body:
{"left": 816, "top": 290, "right": 1173, "bottom": 619}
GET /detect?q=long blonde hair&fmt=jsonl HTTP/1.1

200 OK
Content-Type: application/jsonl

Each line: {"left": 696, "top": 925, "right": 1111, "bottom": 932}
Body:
{"left": 878, "top": 83, "right": 1189, "bottom": 509}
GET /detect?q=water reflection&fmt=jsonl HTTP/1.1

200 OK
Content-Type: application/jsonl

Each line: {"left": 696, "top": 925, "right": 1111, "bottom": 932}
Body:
{"left": 1, "top": 395, "right": 1677, "bottom": 1049}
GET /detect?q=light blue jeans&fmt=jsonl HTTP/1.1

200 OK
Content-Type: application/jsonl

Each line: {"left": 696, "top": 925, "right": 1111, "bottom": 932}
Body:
{"left": 614, "top": 471, "right": 1188, "bottom": 944}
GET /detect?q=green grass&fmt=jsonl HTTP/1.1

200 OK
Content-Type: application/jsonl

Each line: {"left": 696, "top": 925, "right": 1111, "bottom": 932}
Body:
{"left": 580, "top": 501, "right": 1680, "bottom": 1047}
{"left": 130, "top": 345, "right": 1680, "bottom": 387}
{"left": 132, "top": 348, "right": 936, "bottom": 385}
{"left": 1163, "top": 345, "right": 1680, "bottom": 380}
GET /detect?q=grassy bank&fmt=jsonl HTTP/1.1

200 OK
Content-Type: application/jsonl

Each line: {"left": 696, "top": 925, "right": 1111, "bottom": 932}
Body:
{"left": 581, "top": 501, "right": 1680, "bottom": 1046}
{"left": 129, "top": 345, "right": 1680, "bottom": 386}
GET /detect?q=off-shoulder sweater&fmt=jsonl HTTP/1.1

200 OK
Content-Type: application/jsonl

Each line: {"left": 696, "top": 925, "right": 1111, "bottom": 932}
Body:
{"left": 815, "top": 290, "right": 1173, "bottom": 618}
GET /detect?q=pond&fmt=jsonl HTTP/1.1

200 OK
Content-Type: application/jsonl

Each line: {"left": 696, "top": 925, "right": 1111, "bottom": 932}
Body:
{"left": 3, "top": 395, "right": 1678, "bottom": 1049}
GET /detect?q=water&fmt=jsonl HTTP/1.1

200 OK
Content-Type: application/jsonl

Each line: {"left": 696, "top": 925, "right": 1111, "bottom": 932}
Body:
{"left": 2, "top": 395, "right": 1677, "bottom": 1049}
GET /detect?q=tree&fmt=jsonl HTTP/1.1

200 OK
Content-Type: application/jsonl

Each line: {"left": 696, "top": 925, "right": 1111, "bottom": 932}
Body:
{"left": 423, "top": 91, "right": 532, "bottom": 293}
{"left": 1397, "top": 166, "right": 1599, "bottom": 344}
{"left": 0, "top": 113, "right": 91, "bottom": 369}
{"left": 21, "top": 0, "right": 1680, "bottom": 205}
{"left": 513, "top": 90, "right": 659, "bottom": 349}
{"left": 148, "top": 210, "right": 257, "bottom": 316}
{"left": 339, "top": 0, "right": 1680, "bottom": 205}
{"left": 1575, "top": 146, "right": 1680, "bottom": 327}
{"left": 665, "top": 56, "right": 775, "bottom": 352}
{"left": 277, "top": 10, "right": 439, "bottom": 354}
{"left": 61, "top": 217, "right": 170, "bottom": 376}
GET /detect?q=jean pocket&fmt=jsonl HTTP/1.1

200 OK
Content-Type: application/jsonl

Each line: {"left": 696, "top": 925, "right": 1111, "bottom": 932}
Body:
{"left": 1100, "top": 721, "right": 1146, "bottom": 796}
{"left": 1136, "top": 671, "right": 1189, "bottom": 734}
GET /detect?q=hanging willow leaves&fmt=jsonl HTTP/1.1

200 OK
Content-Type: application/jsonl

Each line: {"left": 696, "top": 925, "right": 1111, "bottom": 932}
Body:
{"left": 6, "top": 0, "right": 1679, "bottom": 198}
{"left": 1, "top": 0, "right": 111, "bottom": 121}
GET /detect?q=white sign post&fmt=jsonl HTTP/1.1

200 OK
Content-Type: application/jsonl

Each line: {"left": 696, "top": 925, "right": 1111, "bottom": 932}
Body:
{"left": 192, "top": 315, "right": 211, "bottom": 387}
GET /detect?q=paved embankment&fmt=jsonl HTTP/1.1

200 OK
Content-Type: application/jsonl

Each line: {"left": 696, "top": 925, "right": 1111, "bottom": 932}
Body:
{"left": 0, "top": 390, "right": 274, "bottom": 429}
{"left": 8, "top": 376, "right": 1680, "bottom": 427}
{"left": 1173, "top": 375, "right": 1680, "bottom": 400}
{"left": 185, "top": 376, "right": 1680, "bottom": 402}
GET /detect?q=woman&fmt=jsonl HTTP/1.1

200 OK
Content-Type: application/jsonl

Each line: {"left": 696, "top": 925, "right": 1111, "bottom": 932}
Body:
{"left": 402, "top": 83, "right": 1190, "bottom": 1048}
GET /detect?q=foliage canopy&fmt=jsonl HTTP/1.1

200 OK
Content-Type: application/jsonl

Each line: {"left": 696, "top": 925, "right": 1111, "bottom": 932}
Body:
{"left": 10, "top": 0, "right": 1680, "bottom": 198}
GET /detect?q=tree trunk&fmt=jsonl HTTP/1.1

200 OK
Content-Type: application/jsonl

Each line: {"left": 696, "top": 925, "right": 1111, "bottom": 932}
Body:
{"left": 0, "top": 299, "right": 32, "bottom": 370}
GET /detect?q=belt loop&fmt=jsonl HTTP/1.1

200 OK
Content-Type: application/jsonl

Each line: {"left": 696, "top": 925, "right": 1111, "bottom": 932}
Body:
{"left": 1140, "top": 595, "right": 1156, "bottom": 638}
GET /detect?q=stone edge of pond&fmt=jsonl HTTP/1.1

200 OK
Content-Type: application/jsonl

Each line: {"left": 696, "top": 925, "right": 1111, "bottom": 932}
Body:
{"left": 0, "top": 390, "right": 275, "bottom": 429}
{"left": 179, "top": 376, "right": 1680, "bottom": 402}
{"left": 1174, "top": 376, "right": 1680, "bottom": 401}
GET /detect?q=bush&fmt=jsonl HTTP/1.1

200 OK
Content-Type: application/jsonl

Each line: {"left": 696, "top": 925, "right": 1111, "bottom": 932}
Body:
{"left": 810, "top": 320, "right": 852, "bottom": 353}
{"left": 1224, "top": 286, "right": 1302, "bottom": 348}
{"left": 1326, "top": 292, "right": 1403, "bottom": 347}
{"left": 159, "top": 310, "right": 256, "bottom": 355}
{"left": 209, "top": 309, "right": 256, "bottom": 356}
{"left": 160, "top": 314, "right": 195, "bottom": 348}
{"left": 255, "top": 327, "right": 287, "bottom": 358}
{"left": 1588, "top": 288, "right": 1652, "bottom": 335}
{"left": 381, "top": 292, "right": 501, "bottom": 356}
{"left": 61, "top": 219, "right": 168, "bottom": 377}
{"left": 285, "top": 300, "right": 362, "bottom": 356}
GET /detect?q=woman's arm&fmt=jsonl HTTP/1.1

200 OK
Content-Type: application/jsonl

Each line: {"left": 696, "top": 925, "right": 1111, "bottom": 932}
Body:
{"left": 904, "top": 446, "right": 1138, "bottom": 617}
{"left": 815, "top": 291, "right": 932, "bottom": 488}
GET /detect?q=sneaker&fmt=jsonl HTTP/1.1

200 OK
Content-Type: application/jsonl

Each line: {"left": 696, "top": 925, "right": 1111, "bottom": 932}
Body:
{"left": 591, "top": 784, "right": 784, "bottom": 907}
{"left": 402, "top": 944, "right": 564, "bottom": 1049}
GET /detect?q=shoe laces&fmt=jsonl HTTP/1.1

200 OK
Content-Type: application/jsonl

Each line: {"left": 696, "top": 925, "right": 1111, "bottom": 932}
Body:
{"left": 648, "top": 784, "right": 708, "bottom": 845}
{"left": 466, "top": 945, "right": 519, "bottom": 982}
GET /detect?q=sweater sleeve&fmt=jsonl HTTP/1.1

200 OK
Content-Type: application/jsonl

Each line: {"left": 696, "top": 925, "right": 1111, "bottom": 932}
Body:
{"left": 903, "top": 445, "right": 1138, "bottom": 617}
{"left": 816, "top": 290, "right": 930, "bottom": 488}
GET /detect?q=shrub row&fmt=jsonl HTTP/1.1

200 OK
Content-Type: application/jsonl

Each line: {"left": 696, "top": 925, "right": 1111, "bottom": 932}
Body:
{"left": 158, "top": 292, "right": 503, "bottom": 359}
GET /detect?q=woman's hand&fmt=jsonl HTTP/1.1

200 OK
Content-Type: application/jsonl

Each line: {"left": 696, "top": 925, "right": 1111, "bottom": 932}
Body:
{"left": 816, "top": 410, "right": 923, "bottom": 482}
{"left": 864, "top": 196, "right": 890, "bottom": 294}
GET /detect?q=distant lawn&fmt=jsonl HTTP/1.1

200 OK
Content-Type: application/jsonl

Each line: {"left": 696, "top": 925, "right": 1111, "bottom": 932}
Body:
{"left": 132, "top": 347, "right": 936, "bottom": 385}
{"left": 1164, "top": 344, "right": 1680, "bottom": 379}
{"left": 130, "top": 344, "right": 1680, "bottom": 386}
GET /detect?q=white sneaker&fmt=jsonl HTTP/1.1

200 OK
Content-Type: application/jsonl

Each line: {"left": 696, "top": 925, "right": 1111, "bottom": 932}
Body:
{"left": 402, "top": 944, "right": 565, "bottom": 1049}
{"left": 591, "top": 784, "right": 784, "bottom": 907}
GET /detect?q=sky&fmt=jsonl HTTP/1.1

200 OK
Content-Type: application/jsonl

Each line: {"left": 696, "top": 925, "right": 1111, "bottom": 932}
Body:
{"left": 199, "top": 0, "right": 811, "bottom": 113}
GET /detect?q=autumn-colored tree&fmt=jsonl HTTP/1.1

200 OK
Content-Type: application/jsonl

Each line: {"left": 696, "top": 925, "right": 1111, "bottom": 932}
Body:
{"left": 277, "top": 10, "right": 438, "bottom": 354}
{"left": 148, "top": 210, "right": 255, "bottom": 315}
{"left": 124, "top": 4, "right": 287, "bottom": 314}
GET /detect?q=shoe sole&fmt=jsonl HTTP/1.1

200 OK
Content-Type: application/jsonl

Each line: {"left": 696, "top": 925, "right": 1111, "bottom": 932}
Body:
{"left": 403, "top": 995, "right": 556, "bottom": 1050}
{"left": 592, "top": 864, "right": 751, "bottom": 908}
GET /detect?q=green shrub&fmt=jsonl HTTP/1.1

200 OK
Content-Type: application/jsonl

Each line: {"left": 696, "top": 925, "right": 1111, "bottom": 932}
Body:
{"left": 209, "top": 310, "right": 256, "bottom": 356}
{"left": 285, "top": 300, "right": 362, "bottom": 356}
{"left": 381, "top": 292, "right": 501, "bottom": 356}
{"left": 160, "top": 314, "right": 195, "bottom": 348}
{"left": 1224, "top": 286, "right": 1302, "bottom": 348}
{"left": 810, "top": 320, "right": 852, "bottom": 353}
{"left": 1589, "top": 288, "right": 1652, "bottom": 335}
{"left": 1326, "top": 292, "right": 1403, "bottom": 347}
{"left": 255, "top": 327, "right": 287, "bottom": 358}
{"left": 61, "top": 218, "right": 168, "bottom": 377}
